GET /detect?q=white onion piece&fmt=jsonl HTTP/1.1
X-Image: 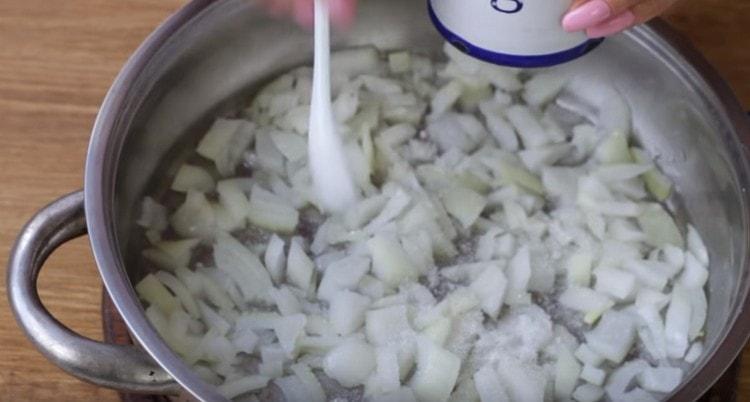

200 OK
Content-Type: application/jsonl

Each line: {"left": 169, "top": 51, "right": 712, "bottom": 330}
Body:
{"left": 580, "top": 364, "right": 606, "bottom": 386}
{"left": 216, "top": 179, "right": 251, "bottom": 224}
{"left": 555, "top": 346, "right": 582, "bottom": 399}
{"left": 572, "top": 384, "right": 605, "bottom": 402}
{"left": 565, "top": 250, "right": 593, "bottom": 287}
{"left": 441, "top": 185, "right": 487, "bottom": 228}
{"left": 247, "top": 185, "right": 299, "bottom": 234}
{"left": 523, "top": 72, "right": 568, "bottom": 107}
{"left": 286, "top": 240, "right": 315, "bottom": 292}
{"left": 563, "top": 76, "right": 631, "bottom": 136}
{"left": 170, "top": 191, "right": 216, "bottom": 239}
{"left": 595, "top": 132, "right": 632, "bottom": 165}
{"left": 273, "top": 314, "right": 307, "bottom": 357}
{"left": 622, "top": 387, "right": 659, "bottom": 402}
{"left": 559, "top": 287, "right": 614, "bottom": 315}
{"left": 388, "top": 51, "right": 412, "bottom": 73}
{"left": 637, "top": 203, "right": 684, "bottom": 249}
{"left": 275, "top": 375, "right": 310, "bottom": 402}
{"left": 198, "top": 301, "right": 230, "bottom": 336}
{"left": 623, "top": 259, "right": 669, "bottom": 292}
{"left": 146, "top": 239, "right": 199, "bottom": 272}
{"left": 231, "top": 327, "right": 259, "bottom": 354}
{"left": 575, "top": 344, "right": 605, "bottom": 367}
{"left": 290, "top": 363, "right": 326, "bottom": 402}
{"left": 329, "top": 290, "right": 370, "bottom": 335}
{"left": 368, "top": 234, "right": 419, "bottom": 288}
{"left": 136, "top": 274, "right": 180, "bottom": 316}
{"left": 631, "top": 147, "right": 673, "bottom": 202}
{"left": 364, "top": 188, "right": 412, "bottom": 233}
{"left": 264, "top": 235, "right": 286, "bottom": 284}
{"left": 154, "top": 271, "right": 200, "bottom": 319}
{"left": 421, "top": 317, "right": 452, "bottom": 347}
{"left": 269, "top": 286, "right": 302, "bottom": 316}
{"left": 505, "top": 105, "right": 552, "bottom": 148}
{"left": 410, "top": 336, "right": 461, "bottom": 402}
{"left": 687, "top": 224, "right": 709, "bottom": 266}
{"left": 366, "top": 305, "right": 412, "bottom": 346}
{"left": 197, "top": 119, "right": 255, "bottom": 176}
{"left": 585, "top": 311, "right": 636, "bottom": 364}
{"left": 171, "top": 164, "right": 215, "bottom": 193}
{"left": 370, "top": 388, "right": 418, "bottom": 402}
{"left": 506, "top": 246, "right": 532, "bottom": 304}
{"left": 214, "top": 235, "right": 274, "bottom": 303}
{"left": 594, "top": 267, "right": 637, "bottom": 301}
{"left": 431, "top": 80, "right": 463, "bottom": 117}
{"left": 470, "top": 264, "right": 508, "bottom": 318}
{"left": 137, "top": 197, "right": 168, "bottom": 233}
{"left": 324, "top": 338, "right": 376, "bottom": 387}
{"left": 638, "top": 365, "right": 683, "bottom": 393}
{"left": 216, "top": 375, "right": 269, "bottom": 399}
{"left": 474, "top": 365, "right": 509, "bottom": 402}
{"left": 685, "top": 342, "right": 704, "bottom": 364}
{"left": 604, "top": 359, "right": 648, "bottom": 399}
{"left": 494, "top": 356, "right": 547, "bottom": 402}
{"left": 317, "top": 255, "right": 370, "bottom": 301}
{"left": 664, "top": 286, "right": 691, "bottom": 359}
{"left": 479, "top": 100, "right": 519, "bottom": 151}
{"left": 330, "top": 46, "right": 381, "bottom": 78}
{"left": 365, "top": 346, "right": 401, "bottom": 395}
{"left": 594, "top": 163, "right": 653, "bottom": 183}
{"left": 688, "top": 288, "right": 707, "bottom": 341}
{"left": 680, "top": 251, "right": 709, "bottom": 289}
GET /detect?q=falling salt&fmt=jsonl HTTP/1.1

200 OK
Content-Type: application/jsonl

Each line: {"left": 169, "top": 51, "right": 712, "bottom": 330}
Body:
{"left": 308, "top": 0, "right": 359, "bottom": 213}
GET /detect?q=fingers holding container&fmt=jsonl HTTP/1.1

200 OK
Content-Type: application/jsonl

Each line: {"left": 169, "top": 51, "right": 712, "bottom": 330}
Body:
{"left": 262, "top": 0, "right": 357, "bottom": 29}
{"left": 563, "top": 0, "right": 681, "bottom": 38}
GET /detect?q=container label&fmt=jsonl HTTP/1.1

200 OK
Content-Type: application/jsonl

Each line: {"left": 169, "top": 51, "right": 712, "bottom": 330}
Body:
{"left": 491, "top": 0, "right": 524, "bottom": 14}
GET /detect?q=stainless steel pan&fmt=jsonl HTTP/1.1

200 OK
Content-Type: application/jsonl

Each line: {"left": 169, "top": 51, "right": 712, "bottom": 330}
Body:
{"left": 8, "top": 1, "right": 750, "bottom": 400}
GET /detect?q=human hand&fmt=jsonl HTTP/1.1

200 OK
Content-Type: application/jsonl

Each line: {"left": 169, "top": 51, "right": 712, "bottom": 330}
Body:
{"left": 262, "top": 0, "right": 357, "bottom": 29}
{"left": 562, "top": 0, "right": 680, "bottom": 38}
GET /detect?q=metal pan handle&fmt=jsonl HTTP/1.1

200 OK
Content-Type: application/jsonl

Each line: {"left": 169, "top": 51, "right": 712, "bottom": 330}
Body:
{"left": 6, "top": 190, "right": 180, "bottom": 394}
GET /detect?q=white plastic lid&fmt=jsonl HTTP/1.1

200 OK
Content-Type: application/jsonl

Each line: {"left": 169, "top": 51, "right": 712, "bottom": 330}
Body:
{"left": 428, "top": 0, "right": 603, "bottom": 68}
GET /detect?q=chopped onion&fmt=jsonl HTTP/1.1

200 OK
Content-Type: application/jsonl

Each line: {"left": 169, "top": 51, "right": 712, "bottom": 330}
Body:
{"left": 585, "top": 311, "right": 636, "bottom": 364}
{"left": 410, "top": 336, "right": 461, "bottom": 402}
{"left": 474, "top": 365, "right": 510, "bottom": 402}
{"left": 572, "top": 384, "right": 605, "bottom": 402}
{"left": 324, "top": 338, "right": 376, "bottom": 387}
{"left": 366, "top": 305, "right": 412, "bottom": 346}
{"left": 136, "top": 274, "right": 180, "bottom": 316}
{"left": 216, "top": 375, "right": 269, "bottom": 399}
{"left": 286, "top": 239, "right": 315, "bottom": 293}
{"left": 580, "top": 364, "right": 606, "bottom": 386}
{"left": 135, "top": 43, "right": 711, "bottom": 401}
{"left": 638, "top": 365, "right": 682, "bottom": 393}
{"left": 555, "top": 346, "right": 582, "bottom": 399}
{"left": 171, "top": 164, "right": 215, "bottom": 193}
{"left": 197, "top": 119, "right": 255, "bottom": 176}
{"left": 368, "top": 234, "right": 419, "bottom": 288}
{"left": 329, "top": 290, "right": 370, "bottom": 335}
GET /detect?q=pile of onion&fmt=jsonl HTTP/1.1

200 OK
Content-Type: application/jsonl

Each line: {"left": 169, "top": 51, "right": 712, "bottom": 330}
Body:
{"left": 135, "top": 43, "right": 709, "bottom": 402}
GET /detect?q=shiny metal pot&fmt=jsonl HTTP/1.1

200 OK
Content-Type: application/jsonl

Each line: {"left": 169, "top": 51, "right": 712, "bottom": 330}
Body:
{"left": 8, "top": 0, "right": 750, "bottom": 401}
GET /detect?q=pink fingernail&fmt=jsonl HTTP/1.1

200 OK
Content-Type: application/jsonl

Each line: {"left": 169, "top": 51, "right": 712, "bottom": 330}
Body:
{"left": 562, "top": 0, "right": 612, "bottom": 32}
{"left": 585, "top": 10, "right": 636, "bottom": 38}
{"left": 292, "top": 0, "right": 314, "bottom": 29}
{"left": 329, "top": 0, "right": 357, "bottom": 30}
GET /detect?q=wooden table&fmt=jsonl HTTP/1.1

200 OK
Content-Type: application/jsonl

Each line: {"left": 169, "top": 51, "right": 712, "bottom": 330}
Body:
{"left": 0, "top": 1, "right": 748, "bottom": 401}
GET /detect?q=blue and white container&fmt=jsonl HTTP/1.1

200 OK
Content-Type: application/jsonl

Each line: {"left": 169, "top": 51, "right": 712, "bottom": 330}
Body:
{"left": 428, "top": 0, "right": 603, "bottom": 68}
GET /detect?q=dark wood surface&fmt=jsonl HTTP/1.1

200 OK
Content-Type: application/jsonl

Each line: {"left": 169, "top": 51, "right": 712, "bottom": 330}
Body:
{"left": 0, "top": 1, "right": 749, "bottom": 401}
